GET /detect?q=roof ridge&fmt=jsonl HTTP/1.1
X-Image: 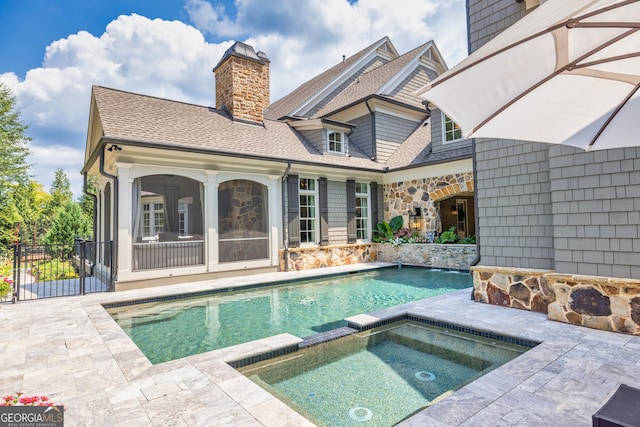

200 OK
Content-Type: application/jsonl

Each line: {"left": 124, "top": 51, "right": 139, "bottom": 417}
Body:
{"left": 92, "top": 85, "right": 215, "bottom": 110}
{"left": 264, "top": 36, "right": 393, "bottom": 120}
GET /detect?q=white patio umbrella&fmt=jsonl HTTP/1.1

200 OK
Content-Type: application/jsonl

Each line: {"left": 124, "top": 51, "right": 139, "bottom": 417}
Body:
{"left": 416, "top": 0, "right": 640, "bottom": 151}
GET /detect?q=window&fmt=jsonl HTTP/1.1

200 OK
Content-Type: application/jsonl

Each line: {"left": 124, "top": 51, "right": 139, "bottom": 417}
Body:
{"left": 327, "top": 130, "right": 345, "bottom": 154}
{"left": 355, "top": 183, "right": 369, "bottom": 240}
{"left": 142, "top": 199, "right": 164, "bottom": 236}
{"left": 178, "top": 200, "right": 189, "bottom": 237}
{"left": 443, "top": 114, "right": 463, "bottom": 143}
{"left": 299, "top": 178, "right": 317, "bottom": 243}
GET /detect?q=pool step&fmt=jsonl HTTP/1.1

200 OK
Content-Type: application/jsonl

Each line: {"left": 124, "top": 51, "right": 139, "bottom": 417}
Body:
{"left": 300, "top": 327, "right": 359, "bottom": 348}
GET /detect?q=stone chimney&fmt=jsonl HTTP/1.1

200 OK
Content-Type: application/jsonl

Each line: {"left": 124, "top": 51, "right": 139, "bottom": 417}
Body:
{"left": 213, "top": 41, "right": 270, "bottom": 123}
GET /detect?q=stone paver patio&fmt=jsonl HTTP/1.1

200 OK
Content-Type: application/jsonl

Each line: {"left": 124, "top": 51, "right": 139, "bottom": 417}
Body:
{"left": 1, "top": 263, "right": 638, "bottom": 426}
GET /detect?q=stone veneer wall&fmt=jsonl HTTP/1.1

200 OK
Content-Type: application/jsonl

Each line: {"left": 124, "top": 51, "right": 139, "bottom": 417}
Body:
{"left": 472, "top": 266, "right": 555, "bottom": 313}
{"left": 546, "top": 273, "right": 640, "bottom": 335}
{"left": 384, "top": 173, "right": 474, "bottom": 232}
{"left": 377, "top": 244, "right": 476, "bottom": 270}
{"left": 280, "top": 244, "right": 376, "bottom": 271}
{"left": 215, "top": 55, "right": 269, "bottom": 122}
{"left": 472, "top": 265, "right": 640, "bottom": 335}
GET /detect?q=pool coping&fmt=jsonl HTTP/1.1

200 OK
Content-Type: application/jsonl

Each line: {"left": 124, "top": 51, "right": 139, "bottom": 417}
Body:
{"left": 3, "top": 262, "right": 640, "bottom": 426}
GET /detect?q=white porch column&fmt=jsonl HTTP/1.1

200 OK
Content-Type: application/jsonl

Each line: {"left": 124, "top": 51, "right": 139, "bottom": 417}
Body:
{"left": 206, "top": 171, "right": 219, "bottom": 271}
{"left": 116, "top": 164, "right": 133, "bottom": 280}
{"left": 268, "top": 174, "right": 281, "bottom": 267}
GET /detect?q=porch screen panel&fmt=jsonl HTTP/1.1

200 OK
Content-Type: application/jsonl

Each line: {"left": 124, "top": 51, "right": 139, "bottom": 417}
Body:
{"left": 218, "top": 180, "right": 269, "bottom": 263}
{"left": 132, "top": 175, "right": 204, "bottom": 271}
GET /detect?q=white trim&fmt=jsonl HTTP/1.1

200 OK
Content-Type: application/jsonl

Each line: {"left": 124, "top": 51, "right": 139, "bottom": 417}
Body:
{"left": 442, "top": 112, "right": 464, "bottom": 144}
{"left": 383, "top": 158, "right": 473, "bottom": 184}
{"left": 377, "top": 42, "right": 447, "bottom": 95}
{"left": 356, "top": 182, "right": 371, "bottom": 242}
{"left": 326, "top": 129, "right": 346, "bottom": 155}
{"left": 291, "top": 38, "right": 399, "bottom": 118}
{"left": 299, "top": 177, "right": 319, "bottom": 245}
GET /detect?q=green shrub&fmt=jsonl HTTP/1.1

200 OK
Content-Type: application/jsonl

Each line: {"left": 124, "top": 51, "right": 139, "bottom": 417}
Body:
{"left": 461, "top": 235, "right": 476, "bottom": 244}
{"left": 30, "top": 259, "right": 78, "bottom": 282}
{"left": 373, "top": 216, "right": 404, "bottom": 243}
{"left": 435, "top": 227, "right": 459, "bottom": 244}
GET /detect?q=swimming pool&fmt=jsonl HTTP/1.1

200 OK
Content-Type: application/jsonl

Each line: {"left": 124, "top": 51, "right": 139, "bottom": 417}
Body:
{"left": 108, "top": 267, "right": 471, "bottom": 363}
{"left": 239, "top": 320, "right": 532, "bottom": 426}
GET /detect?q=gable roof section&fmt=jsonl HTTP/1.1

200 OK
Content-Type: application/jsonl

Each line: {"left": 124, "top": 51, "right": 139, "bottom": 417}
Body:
{"left": 90, "top": 85, "right": 383, "bottom": 171}
{"left": 313, "top": 42, "right": 445, "bottom": 118}
{"left": 385, "top": 120, "right": 472, "bottom": 169}
{"left": 264, "top": 37, "right": 398, "bottom": 121}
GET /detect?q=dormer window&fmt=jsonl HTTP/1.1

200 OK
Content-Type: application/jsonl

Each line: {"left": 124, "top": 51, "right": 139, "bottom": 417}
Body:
{"left": 327, "top": 130, "right": 346, "bottom": 154}
{"left": 443, "top": 114, "right": 463, "bottom": 143}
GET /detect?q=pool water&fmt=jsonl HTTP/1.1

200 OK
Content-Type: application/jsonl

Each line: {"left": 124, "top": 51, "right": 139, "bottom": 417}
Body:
{"left": 108, "top": 267, "right": 471, "bottom": 363}
{"left": 240, "top": 321, "right": 530, "bottom": 426}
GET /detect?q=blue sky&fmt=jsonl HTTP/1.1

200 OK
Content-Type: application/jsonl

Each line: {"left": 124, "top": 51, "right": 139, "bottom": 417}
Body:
{"left": 0, "top": 0, "right": 467, "bottom": 197}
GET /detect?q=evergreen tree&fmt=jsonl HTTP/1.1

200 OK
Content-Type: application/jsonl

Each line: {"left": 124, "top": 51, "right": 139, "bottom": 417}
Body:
{"left": 0, "top": 83, "right": 31, "bottom": 247}
{"left": 42, "top": 168, "right": 73, "bottom": 232}
{"left": 79, "top": 175, "right": 96, "bottom": 238}
{"left": 43, "top": 201, "right": 91, "bottom": 247}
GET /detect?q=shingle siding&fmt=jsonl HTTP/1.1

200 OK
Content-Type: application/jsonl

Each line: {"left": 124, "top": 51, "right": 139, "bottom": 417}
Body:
{"left": 467, "top": 0, "right": 529, "bottom": 54}
{"left": 298, "top": 129, "right": 325, "bottom": 154}
{"left": 469, "top": 0, "right": 640, "bottom": 279}
{"left": 430, "top": 109, "right": 471, "bottom": 154}
{"left": 328, "top": 180, "right": 348, "bottom": 244}
{"left": 375, "top": 113, "right": 420, "bottom": 163}
{"left": 348, "top": 115, "right": 373, "bottom": 159}
{"left": 549, "top": 145, "right": 640, "bottom": 278}
{"left": 388, "top": 65, "right": 436, "bottom": 106}
{"left": 476, "top": 138, "right": 554, "bottom": 269}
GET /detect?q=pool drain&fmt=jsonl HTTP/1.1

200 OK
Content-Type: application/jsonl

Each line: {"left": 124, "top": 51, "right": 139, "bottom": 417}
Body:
{"left": 349, "top": 407, "right": 373, "bottom": 422}
{"left": 415, "top": 371, "right": 436, "bottom": 381}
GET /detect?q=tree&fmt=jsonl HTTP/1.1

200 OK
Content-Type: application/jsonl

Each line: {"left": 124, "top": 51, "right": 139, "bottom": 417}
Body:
{"left": 12, "top": 181, "right": 50, "bottom": 245}
{"left": 0, "top": 83, "right": 31, "bottom": 247}
{"left": 42, "top": 168, "right": 73, "bottom": 232}
{"left": 79, "top": 175, "right": 96, "bottom": 237}
{"left": 43, "top": 201, "right": 90, "bottom": 247}
{"left": 0, "top": 82, "right": 30, "bottom": 187}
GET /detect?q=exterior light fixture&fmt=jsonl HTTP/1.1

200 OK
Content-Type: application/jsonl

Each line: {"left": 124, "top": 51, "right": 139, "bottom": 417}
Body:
{"left": 409, "top": 207, "right": 422, "bottom": 231}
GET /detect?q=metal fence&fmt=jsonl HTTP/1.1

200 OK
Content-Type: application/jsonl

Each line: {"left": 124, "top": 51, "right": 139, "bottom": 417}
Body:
{"left": 6, "top": 240, "right": 113, "bottom": 302}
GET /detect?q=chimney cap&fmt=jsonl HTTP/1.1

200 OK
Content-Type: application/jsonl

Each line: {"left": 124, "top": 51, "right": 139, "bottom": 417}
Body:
{"left": 213, "top": 41, "right": 270, "bottom": 72}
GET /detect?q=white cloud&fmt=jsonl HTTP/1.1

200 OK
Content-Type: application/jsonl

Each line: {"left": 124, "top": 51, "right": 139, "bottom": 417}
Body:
{"left": 0, "top": 1, "right": 467, "bottom": 198}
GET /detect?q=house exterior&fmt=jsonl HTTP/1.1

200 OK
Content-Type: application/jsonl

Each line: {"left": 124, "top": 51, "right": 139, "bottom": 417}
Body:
{"left": 464, "top": 0, "right": 640, "bottom": 334}
{"left": 82, "top": 37, "right": 474, "bottom": 290}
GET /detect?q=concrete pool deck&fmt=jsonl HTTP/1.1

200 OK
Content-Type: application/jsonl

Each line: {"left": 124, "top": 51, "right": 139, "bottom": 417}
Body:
{"left": 1, "top": 263, "right": 639, "bottom": 426}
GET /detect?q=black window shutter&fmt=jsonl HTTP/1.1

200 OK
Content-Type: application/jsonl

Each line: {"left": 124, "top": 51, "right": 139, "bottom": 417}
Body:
{"left": 370, "top": 182, "right": 379, "bottom": 229}
{"left": 287, "top": 175, "right": 300, "bottom": 248}
{"left": 346, "top": 179, "right": 356, "bottom": 243}
{"left": 319, "top": 177, "right": 329, "bottom": 246}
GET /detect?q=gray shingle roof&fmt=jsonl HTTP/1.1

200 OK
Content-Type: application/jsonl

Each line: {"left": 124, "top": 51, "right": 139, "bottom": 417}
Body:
{"left": 92, "top": 85, "right": 384, "bottom": 170}
{"left": 263, "top": 37, "right": 390, "bottom": 121}
{"left": 313, "top": 42, "right": 433, "bottom": 118}
{"left": 385, "top": 121, "right": 473, "bottom": 169}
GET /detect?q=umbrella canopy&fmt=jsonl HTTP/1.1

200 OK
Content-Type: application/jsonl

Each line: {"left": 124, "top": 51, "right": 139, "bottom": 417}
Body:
{"left": 416, "top": 0, "right": 640, "bottom": 151}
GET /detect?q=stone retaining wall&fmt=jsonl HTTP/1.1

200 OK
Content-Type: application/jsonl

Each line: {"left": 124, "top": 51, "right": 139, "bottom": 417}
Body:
{"left": 377, "top": 243, "right": 476, "bottom": 270}
{"left": 547, "top": 273, "right": 640, "bottom": 335}
{"left": 471, "top": 266, "right": 555, "bottom": 313}
{"left": 472, "top": 265, "right": 640, "bottom": 335}
{"left": 280, "top": 244, "right": 376, "bottom": 271}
